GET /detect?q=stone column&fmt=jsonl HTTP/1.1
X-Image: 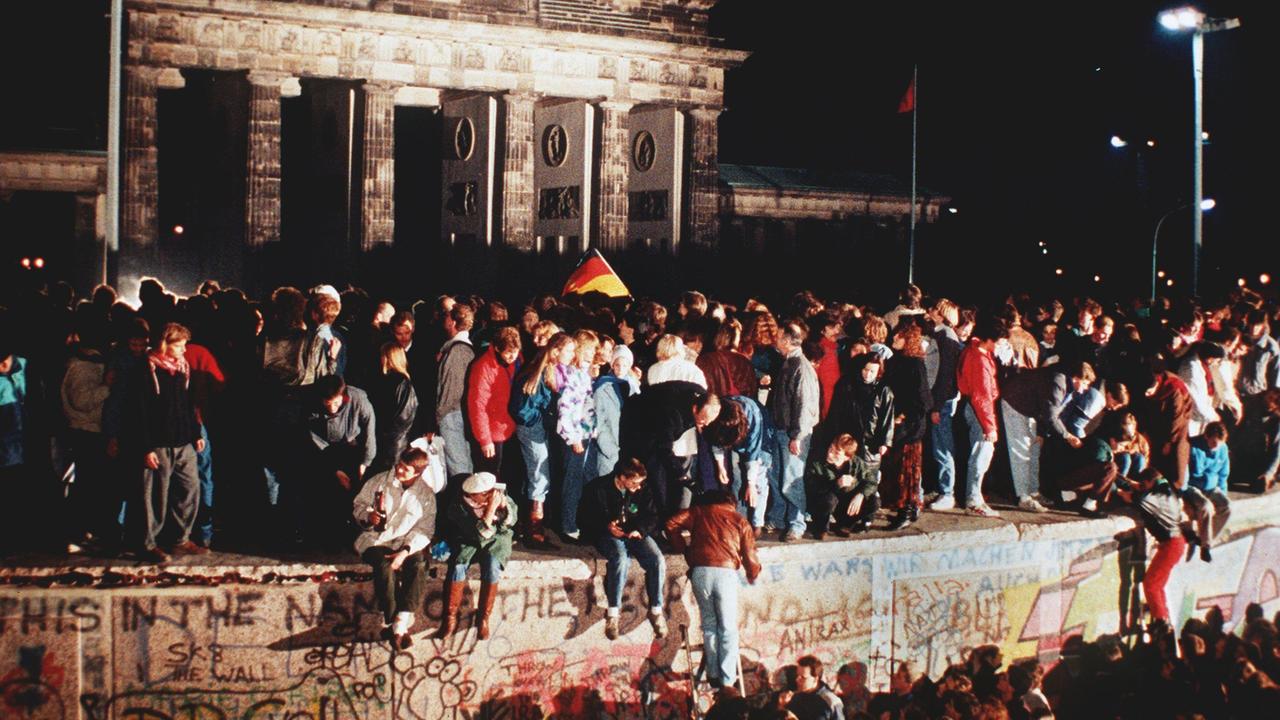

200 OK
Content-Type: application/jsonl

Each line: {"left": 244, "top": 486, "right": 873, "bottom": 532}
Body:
{"left": 687, "top": 106, "right": 721, "bottom": 251}
{"left": 245, "top": 72, "right": 291, "bottom": 247}
{"left": 361, "top": 81, "right": 399, "bottom": 250}
{"left": 597, "top": 101, "right": 632, "bottom": 252}
{"left": 122, "top": 65, "right": 160, "bottom": 250}
{"left": 501, "top": 93, "right": 537, "bottom": 251}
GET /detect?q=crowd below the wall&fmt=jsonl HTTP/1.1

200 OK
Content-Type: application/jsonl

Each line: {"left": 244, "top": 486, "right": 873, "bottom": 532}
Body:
{"left": 2, "top": 275, "right": 1280, "bottom": 718}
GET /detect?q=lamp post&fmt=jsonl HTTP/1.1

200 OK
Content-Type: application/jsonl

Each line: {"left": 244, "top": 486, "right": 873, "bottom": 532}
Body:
{"left": 1158, "top": 7, "right": 1240, "bottom": 297}
{"left": 1152, "top": 198, "right": 1215, "bottom": 301}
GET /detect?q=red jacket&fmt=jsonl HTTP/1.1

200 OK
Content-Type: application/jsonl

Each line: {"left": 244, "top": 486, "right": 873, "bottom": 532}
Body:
{"left": 817, "top": 336, "right": 841, "bottom": 419}
{"left": 696, "top": 350, "right": 758, "bottom": 399}
{"left": 184, "top": 343, "right": 225, "bottom": 425}
{"left": 466, "top": 348, "right": 517, "bottom": 447}
{"left": 956, "top": 339, "right": 999, "bottom": 437}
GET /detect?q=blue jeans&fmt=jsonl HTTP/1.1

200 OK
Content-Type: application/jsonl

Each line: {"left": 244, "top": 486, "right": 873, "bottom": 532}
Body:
{"left": 1000, "top": 400, "right": 1039, "bottom": 499}
{"left": 767, "top": 429, "right": 808, "bottom": 533}
{"left": 728, "top": 452, "right": 770, "bottom": 528}
{"left": 964, "top": 402, "right": 996, "bottom": 505}
{"left": 931, "top": 395, "right": 959, "bottom": 496}
{"left": 595, "top": 535, "right": 665, "bottom": 610}
{"left": 439, "top": 410, "right": 473, "bottom": 478}
{"left": 690, "top": 566, "right": 742, "bottom": 687}
{"left": 561, "top": 443, "right": 595, "bottom": 535}
{"left": 516, "top": 422, "right": 551, "bottom": 502}
{"left": 195, "top": 425, "right": 214, "bottom": 544}
{"left": 449, "top": 552, "right": 503, "bottom": 584}
{"left": 1115, "top": 451, "right": 1147, "bottom": 478}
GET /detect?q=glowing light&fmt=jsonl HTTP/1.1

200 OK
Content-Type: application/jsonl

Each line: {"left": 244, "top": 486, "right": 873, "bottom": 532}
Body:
{"left": 1147, "top": 140, "right": 1157, "bottom": 148}
{"left": 1094, "top": 275, "right": 1101, "bottom": 282}
{"left": 1110, "top": 135, "right": 1128, "bottom": 148}
{"left": 1167, "top": 278, "right": 1175, "bottom": 287}
{"left": 173, "top": 225, "right": 185, "bottom": 235}
{"left": 33, "top": 257, "right": 45, "bottom": 269}
{"left": 1201, "top": 198, "right": 1216, "bottom": 210}
{"left": 1158, "top": 270, "right": 1166, "bottom": 278}
{"left": 20, "top": 258, "right": 31, "bottom": 269}
{"left": 1055, "top": 268, "right": 1064, "bottom": 276}
{"left": 1238, "top": 278, "right": 1247, "bottom": 287}
{"left": 1262, "top": 273, "right": 1273, "bottom": 285}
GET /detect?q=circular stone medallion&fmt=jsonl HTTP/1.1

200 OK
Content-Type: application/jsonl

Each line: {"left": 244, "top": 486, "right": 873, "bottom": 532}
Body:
{"left": 542, "top": 124, "right": 568, "bottom": 167}
{"left": 633, "top": 130, "right": 655, "bottom": 172}
{"left": 454, "top": 117, "right": 475, "bottom": 161}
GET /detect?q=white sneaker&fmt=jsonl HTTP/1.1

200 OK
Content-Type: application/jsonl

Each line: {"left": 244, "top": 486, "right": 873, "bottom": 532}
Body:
{"left": 967, "top": 504, "right": 1000, "bottom": 518}
{"left": 1018, "top": 496, "right": 1049, "bottom": 513}
{"left": 649, "top": 611, "right": 668, "bottom": 639}
{"left": 929, "top": 495, "right": 956, "bottom": 511}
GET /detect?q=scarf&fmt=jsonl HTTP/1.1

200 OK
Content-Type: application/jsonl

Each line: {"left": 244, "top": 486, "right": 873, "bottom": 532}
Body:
{"left": 147, "top": 350, "right": 190, "bottom": 394}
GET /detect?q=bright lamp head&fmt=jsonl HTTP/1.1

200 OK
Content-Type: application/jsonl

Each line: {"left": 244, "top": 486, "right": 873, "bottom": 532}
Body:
{"left": 1160, "top": 7, "right": 1204, "bottom": 31}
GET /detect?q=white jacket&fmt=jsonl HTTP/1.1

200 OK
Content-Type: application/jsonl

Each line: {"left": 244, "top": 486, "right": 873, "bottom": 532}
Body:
{"left": 352, "top": 469, "right": 437, "bottom": 557}
{"left": 61, "top": 355, "right": 110, "bottom": 433}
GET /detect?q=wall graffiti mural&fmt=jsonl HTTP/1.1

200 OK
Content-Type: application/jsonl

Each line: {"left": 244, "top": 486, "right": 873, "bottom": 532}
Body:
{"left": 2, "top": 494, "right": 1277, "bottom": 719}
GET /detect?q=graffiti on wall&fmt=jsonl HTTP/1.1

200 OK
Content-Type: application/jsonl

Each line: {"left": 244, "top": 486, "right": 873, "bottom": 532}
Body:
{"left": 2, "top": 513, "right": 1280, "bottom": 719}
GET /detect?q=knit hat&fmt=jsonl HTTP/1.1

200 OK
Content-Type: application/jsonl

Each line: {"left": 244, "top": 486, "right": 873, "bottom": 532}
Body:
{"left": 611, "top": 345, "right": 634, "bottom": 366}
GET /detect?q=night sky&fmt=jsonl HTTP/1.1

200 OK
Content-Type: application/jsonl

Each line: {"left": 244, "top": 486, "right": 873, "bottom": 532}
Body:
{"left": 1, "top": 1, "right": 1269, "bottom": 296}
{"left": 711, "top": 0, "right": 1267, "bottom": 292}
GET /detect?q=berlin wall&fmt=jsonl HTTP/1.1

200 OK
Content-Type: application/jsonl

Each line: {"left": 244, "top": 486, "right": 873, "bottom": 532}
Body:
{"left": 3, "top": 493, "right": 1278, "bottom": 719}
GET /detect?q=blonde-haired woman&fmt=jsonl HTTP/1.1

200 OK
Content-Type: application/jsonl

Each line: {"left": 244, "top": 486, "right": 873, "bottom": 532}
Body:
{"left": 510, "top": 332, "right": 574, "bottom": 546}
{"left": 646, "top": 334, "right": 707, "bottom": 388}
{"left": 369, "top": 342, "right": 419, "bottom": 474}
{"left": 556, "top": 330, "right": 600, "bottom": 540}
{"left": 130, "top": 322, "right": 206, "bottom": 562}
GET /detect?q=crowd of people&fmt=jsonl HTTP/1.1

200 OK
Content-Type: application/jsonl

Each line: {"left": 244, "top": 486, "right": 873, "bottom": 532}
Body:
{"left": 706, "top": 601, "right": 1280, "bottom": 719}
{"left": 2, "top": 275, "right": 1279, "bottom": 715}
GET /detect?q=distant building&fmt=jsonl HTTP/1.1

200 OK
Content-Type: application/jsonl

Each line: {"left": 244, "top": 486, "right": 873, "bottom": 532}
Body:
{"left": 2, "top": 1, "right": 944, "bottom": 294}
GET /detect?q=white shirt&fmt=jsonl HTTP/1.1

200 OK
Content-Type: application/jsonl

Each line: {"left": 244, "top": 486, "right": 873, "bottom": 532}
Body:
{"left": 647, "top": 358, "right": 707, "bottom": 388}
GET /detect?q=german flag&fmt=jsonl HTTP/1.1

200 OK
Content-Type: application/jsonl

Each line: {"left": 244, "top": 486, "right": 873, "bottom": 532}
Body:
{"left": 562, "top": 248, "right": 632, "bottom": 298}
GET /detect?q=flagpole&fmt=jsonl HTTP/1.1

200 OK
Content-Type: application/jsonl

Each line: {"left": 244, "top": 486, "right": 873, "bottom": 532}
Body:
{"left": 907, "top": 64, "right": 918, "bottom": 285}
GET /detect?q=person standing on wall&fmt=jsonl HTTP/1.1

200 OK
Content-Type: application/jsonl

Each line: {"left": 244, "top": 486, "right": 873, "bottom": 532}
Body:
{"left": 665, "top": 488, "right": 760, "bottom": 690}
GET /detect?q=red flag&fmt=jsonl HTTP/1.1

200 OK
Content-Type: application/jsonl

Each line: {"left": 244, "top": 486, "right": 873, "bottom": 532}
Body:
{"left": 897, "top": 78, "right": 915, "bottom": 113}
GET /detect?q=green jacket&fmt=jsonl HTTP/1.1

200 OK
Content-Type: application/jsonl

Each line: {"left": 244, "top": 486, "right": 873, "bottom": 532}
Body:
{"left": 447, "top": 495, "right": 518, "bottom": 569}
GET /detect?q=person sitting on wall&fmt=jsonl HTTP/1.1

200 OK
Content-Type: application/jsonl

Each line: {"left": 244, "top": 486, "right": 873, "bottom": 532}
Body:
{"left": 577, "top": 457, "right": 667, "bottom": 641}
{"left": 353, "top": 447, "right": 435, "bottom": 649}
{"left": 437, "top": 471, "right": 517, "bottom": 640}
{"left": 804, "top": 433, "right": 868, "bottom": 539}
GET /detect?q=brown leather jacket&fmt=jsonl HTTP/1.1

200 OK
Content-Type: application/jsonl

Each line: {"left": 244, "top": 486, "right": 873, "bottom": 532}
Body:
{"left": 665, "top": 500, "right": 761, "bottom": 583}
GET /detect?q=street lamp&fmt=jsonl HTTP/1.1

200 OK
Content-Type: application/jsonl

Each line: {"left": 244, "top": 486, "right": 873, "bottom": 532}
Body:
{"left": 1158, "top": 6, "right": 1240, "bottom": 296}
{"left": 1152, "top": 198, "right": 1215, "bottom": 301}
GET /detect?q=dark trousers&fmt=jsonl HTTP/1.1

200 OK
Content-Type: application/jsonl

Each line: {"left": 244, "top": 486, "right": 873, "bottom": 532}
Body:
{"left": 65, "top": 430, "right": 113, "bottom": 542}
{"left": 471, "top": 439, "right": 506, "bottom": 479}
{"left": 810, "top": 487, "right": 880, "bottom": 534}
{"left": 299, "top": 443, "right": 362, "bottom": 549}
{"left": 362, "top": 546, "right": 429, "bottom": 623}
{"left": 644, "top": 453, "right": 692, "bottom": 519}
{"left": 1058, "top": 461, "right": 1119, "bottom": 501}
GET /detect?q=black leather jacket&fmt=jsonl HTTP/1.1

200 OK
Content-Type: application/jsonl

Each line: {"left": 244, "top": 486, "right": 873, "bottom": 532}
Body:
{"left": 823, "top": 356, "right": 895, "bottom": 461}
